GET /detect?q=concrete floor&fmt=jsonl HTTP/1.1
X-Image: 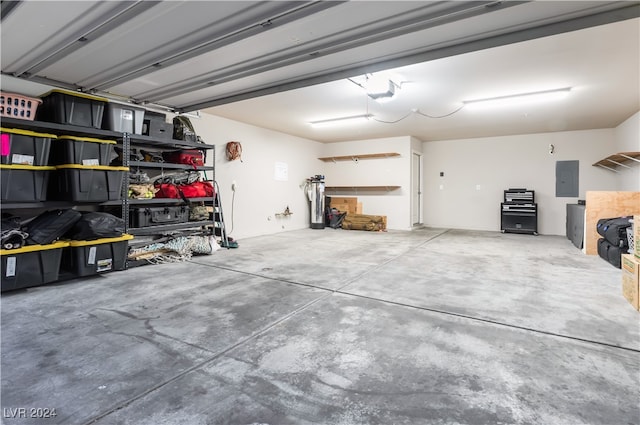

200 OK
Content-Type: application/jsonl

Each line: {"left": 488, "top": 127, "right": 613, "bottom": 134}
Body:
{"left": 1, "top": 228, "right": 639, "bottom": 425}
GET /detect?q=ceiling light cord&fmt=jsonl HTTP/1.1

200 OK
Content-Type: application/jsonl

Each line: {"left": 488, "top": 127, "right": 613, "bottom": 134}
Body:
{"left": 371, "top": 104, "right": 465, "bottom": 124}
{"left": 414, "top": 104, "right": 465, "bottom": 119}
{"left": 371, "top": 111, "right": 413, "bottom": 124}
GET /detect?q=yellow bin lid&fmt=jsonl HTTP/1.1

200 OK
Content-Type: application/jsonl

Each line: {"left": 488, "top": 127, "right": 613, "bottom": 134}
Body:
{"left": 0, "top": 164, "right": 56, "bottom": 171}
{"left": 0, "top": 241, "right": 69, "bottom": 256}
{"left": 55, "top": 164, "right": 129, "bottom": 171}
{"left": 40, "top": 89, "right": 108, "bottom": 102}
{"left": 68, "top": 234, "right": 134, "bottom": 247}
{"left": 57, "top": 135, "right": 116, "bottom": 145}
{"left": 1, "top": 127, "right": 57, "bottom": 139}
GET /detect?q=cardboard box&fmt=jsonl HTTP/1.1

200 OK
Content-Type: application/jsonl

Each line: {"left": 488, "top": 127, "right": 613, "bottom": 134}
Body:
{"left": 634, "top": 215, "right": 639, "bottom": 258}
{"left": 330, "top": 196, "right": 357, "bottom": 207}
{"left": 329, "top": 197, "right": 363, "bottom": 214}
{"left": 332, "top": 202, "right": 355, "bottom": 214}
{"left": 621, "top": 254, "right": 640, "bottom": 311}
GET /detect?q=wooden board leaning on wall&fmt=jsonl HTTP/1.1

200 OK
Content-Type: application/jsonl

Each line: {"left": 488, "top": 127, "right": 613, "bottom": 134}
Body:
{"left": 584, "top": 191, "right": 640, "bottom": 255}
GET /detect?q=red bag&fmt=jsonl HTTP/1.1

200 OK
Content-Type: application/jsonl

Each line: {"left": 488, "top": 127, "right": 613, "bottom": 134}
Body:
{"left": 180, "top": 181, "right": 214, "bottom": 198}
{"left": 155, "top": 181, "right": 214, "bottom": 199}
{"left": 162, "top": 149, "right": 205, "bottom": 167}
{"left": 155, "top": 183, "right": 181, "bottom": 198}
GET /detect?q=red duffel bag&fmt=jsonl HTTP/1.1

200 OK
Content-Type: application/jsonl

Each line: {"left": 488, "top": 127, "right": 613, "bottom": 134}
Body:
{"left": 155, "top": 183, "right": 181, "bottom": 198}
{"left": 162, "top": 149, "right": 205, "bottom": 167}
{"left": 155, "top": 181, "right": 214, "bottom": 199}
{"left": 180, "top": 181, "right": 214, "bottom": 198}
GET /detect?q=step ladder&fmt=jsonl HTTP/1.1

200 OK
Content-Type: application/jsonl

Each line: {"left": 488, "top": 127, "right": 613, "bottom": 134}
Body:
{"left": 213, "top": 182, "right": 231, "bottom": 248}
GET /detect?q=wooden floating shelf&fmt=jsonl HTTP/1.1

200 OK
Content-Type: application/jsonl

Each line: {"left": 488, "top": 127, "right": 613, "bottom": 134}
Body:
{"left": 318, "top": 152, "right": 400, "bottom": 162}
{"left": 325, "top": 185, "right": 401, "bottom": 192}
{"left": 592, "top": 151, "right": 640, "bottom": 172}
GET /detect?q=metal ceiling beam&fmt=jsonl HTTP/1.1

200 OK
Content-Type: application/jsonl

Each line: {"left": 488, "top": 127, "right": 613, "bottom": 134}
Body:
{"left": 89, "top": 1, "right": 346, "bottom": 92}
{"left": 138, "top": 1, "right": 520, "bottom": 102}
{"left": 10, "top": 1, "right": 161, "bottom": 79}
{"left": 179, "top": 3, "right": 640, "bottom": 112}
{"left": 0, "top": 0, "right": 21, "bottom": 22}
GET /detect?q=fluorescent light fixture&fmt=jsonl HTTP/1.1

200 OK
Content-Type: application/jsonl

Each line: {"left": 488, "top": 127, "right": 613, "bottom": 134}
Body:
{"left": 309, "top": 114, "right": 373, "bottom": 127}
{"left": 463, "top": 87, "right": 572, "bottom": 109}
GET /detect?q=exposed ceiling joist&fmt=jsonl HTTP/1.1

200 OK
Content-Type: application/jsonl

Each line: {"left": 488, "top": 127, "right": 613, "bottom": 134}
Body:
{"left": 88, "top": 1, "right": 346, "bottom": 92}
{"left": 179, "top": 2, "right": 640, "bottom": 112}
{"left": 7, "top": 1, "right": 160, "bottom": 78}
{"left": 140, "top": 1, "right": 524, "bottom": 104}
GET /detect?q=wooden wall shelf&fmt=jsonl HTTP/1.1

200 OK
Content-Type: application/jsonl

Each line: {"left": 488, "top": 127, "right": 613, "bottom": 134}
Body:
{"left": 318, "top": 152, "right": 400, "bottom": 162}
{"left": 592, "top": 152, "right": 640, "bottom": 172}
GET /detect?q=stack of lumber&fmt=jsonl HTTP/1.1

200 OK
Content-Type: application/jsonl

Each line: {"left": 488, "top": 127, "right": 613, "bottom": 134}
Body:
{"left": 342, "top": 214, "right": 387, "bottom": 231}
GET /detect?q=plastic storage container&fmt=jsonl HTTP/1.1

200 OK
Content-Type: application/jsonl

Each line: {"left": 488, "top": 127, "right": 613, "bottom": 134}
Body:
{"left": 0, "top": 241, "right": 69, "bottom": 292}
{"left": 130, "top": 206, "right": 190, "bottom": 227}
{"left": 62, "top": 234, "right": 133, "bottom": 277}
{"left": 53, "top": 164, "right": 128, "bottom": 202}
{"left": 0, "top": 92, "right": 42, "bottom": 121}
{"left": 142, "top": 111, "right": 173, "bottom": 140}
{"left": 0, "top": 164, "right": 55, "bottom": 201}
{"left": 1, "top": 127, "right": 56, "bottom": 165}
{"left": 50, "top": 135, "right": 116, "bottom": 166}
{"left": 37, "top": 89, "right": 107, "bottom": 128}
{"left": 102, "top": 100, "right": 145, "bottom": 134}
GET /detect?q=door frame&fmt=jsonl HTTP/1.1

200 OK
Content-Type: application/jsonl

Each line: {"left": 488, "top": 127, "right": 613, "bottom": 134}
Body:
{"left": 411, "top": 150, "right": 423, "bottom": 227}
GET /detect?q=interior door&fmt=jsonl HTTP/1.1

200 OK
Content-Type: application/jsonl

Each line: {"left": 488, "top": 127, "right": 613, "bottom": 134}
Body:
{"left": 412, "top": 152, "right": 422, "bottom": 226}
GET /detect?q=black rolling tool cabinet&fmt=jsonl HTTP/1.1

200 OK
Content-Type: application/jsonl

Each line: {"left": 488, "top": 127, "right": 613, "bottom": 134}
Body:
{"left": 500, "top": 188, "right": 538, "bottom": 235}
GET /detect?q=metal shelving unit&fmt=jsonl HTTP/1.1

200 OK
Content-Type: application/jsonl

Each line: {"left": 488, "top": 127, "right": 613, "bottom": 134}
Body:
{"left": 127, "top": 221, "right": 212, "bottom": 236}
{"left": 120, "top": 133, "right": 216, "bottom": 237}
{"left": 1, "top": 117, "right": 121, "bottom": 139}
{"left": 1, "top": 117, "right": 218, "bottom": 242}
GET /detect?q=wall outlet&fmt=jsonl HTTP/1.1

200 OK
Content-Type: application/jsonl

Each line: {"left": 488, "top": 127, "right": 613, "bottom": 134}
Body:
{"left": 231, "top": 181, "right": 237, "bottom": 191}
{"left": 476, "top": 184, "right": 481, "bottom": 190}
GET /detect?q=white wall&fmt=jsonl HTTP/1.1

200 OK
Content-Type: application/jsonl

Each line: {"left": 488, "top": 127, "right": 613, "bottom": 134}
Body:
{"left": 614, "top": 111, "right": 640, "bottom": 191}
{"left": 319, "top": 137, "right": 413, "bottom": 230}
{"left": 192, "top": 113, "right": 323, "bottom": 240}
{"left": 189, "top": 111, "right": 637, "bottom": 238}
{"left": 423, "top": 129, "right": 620, "bottom": 235}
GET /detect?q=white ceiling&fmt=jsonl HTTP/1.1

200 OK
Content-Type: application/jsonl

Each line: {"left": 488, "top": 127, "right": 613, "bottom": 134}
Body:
{"left": 1, "top": 1, "right": 638, "bottom": 143}
{"left": 206, "top": 17, "right": 640, "bottom": 142}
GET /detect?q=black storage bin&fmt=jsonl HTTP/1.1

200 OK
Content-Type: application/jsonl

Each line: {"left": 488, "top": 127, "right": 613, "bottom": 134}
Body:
{"left": 37, "top": 89, "right": 107, "bottom": 129}
{"left": 1, "top": 127, "right": 56, "bottom": 165}
{"left": 130, "top": 206, "right": 189, "bottom": 227}
{"left": 50, "top": 135, "right": 116, "bottom": 166}
{"left": 53, "top": 164, "right": 128, "bottom": 202}
{"left": 142, "top": 111, "right": 173, "bottom": 140}
{"left": 1, "top": 241, "right": 68, "bottom": 292}
{"left": 62, "top": 234, "right": 132, "bottom": 277}
{"left": 102, "top": 101, "right": 145, "bottom": 134}
{"left": 0, "top": 164, "right": 54, "bottom": 201}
